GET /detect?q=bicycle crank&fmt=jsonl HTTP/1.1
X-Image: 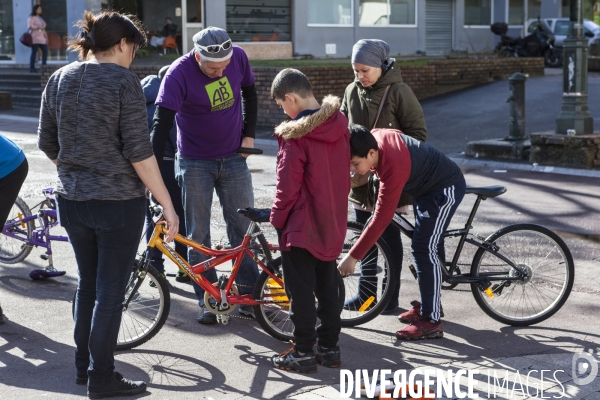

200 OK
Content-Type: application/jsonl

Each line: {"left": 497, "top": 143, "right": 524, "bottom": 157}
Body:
{"left": 204, "top": 282, "right": 240, "bottom": 315}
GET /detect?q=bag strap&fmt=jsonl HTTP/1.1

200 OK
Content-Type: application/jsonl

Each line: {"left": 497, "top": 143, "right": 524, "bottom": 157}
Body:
{"left": 371, "top": 85, "right": 391, "bottom": 130}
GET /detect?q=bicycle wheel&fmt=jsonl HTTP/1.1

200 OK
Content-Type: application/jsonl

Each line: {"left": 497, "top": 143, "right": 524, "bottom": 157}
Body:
{"left": 470, "top": 224, "right": 574, "bottom": 326}
{"left": 253, "top": 265, "right": 345, "bottom": 342}
{"left": 339, "top": 221, "right": 396, "bottom": 327}
{"left": 0, "top": 196, "right": 34, "bottom": 264}
{"left": 117, "top": 264, "right": 171, "bottom": 350}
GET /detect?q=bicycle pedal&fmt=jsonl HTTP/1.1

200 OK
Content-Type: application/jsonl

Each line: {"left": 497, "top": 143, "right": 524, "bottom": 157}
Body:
{"left": 408, "top": 264, "right": 418, "bottom": 279}
{"left": 40, "top": 254, "right": 49, "bottom": 260}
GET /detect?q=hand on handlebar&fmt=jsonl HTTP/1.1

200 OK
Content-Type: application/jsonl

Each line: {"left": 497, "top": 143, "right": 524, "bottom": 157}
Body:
{"left": 160, "top": 205, "right": 179, "bottom": 243}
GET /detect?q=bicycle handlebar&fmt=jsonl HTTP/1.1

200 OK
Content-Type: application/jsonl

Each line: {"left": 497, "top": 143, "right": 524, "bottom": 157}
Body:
{"left": 237, "top": 147, "right": 263, "bottom": 155}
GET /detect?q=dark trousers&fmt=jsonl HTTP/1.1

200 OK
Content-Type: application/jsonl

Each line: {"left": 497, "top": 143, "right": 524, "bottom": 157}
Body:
{"left": 144, "top": 159, "right": 187, "bottom": 272}
{"left": 355, "top": 208, "right": 402, "bottom": 309}
{"left": 56, "top": 195, "right": 145, "bottom": 387}
{"left": 412, "top": 177, "right": 466, "bottom": 321}
{"left": 30, "top": 44, "right": 47, "bottom": 70}
{"left": 280, "top": 246, "right": 341, "bottom": 353}
{"left": 0, "top": 158, "right": 28, "bottom": 225}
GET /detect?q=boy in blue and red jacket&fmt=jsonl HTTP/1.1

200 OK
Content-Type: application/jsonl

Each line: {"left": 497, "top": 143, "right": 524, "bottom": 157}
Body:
{"left": 338, "top": 125, "right": 465, "bottom": 340}
{"left": 269, "top": 68, "right": 350, "bottom": 373}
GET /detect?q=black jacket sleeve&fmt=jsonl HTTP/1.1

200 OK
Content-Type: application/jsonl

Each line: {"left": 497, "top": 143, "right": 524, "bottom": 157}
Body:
{"left": 150, "top": 105, "right": 177, "bottom": 168}
{"left": 241, "top": 84, "right": 257, "bottom": 139}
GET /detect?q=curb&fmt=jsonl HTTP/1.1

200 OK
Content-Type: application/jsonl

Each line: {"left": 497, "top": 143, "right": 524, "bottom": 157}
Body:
{"left": 450, "top": 157, "right": 600, "bottom": 179}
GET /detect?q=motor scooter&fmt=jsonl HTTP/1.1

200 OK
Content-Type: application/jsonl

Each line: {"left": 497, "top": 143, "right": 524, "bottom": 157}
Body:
{"left": 491, "top": 19, "right": 562, "bottom": 67}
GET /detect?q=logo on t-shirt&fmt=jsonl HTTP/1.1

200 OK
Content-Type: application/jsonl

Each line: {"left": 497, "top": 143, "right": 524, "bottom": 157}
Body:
{"left": 205, "top": 78, "right": 235, "bottom": 112}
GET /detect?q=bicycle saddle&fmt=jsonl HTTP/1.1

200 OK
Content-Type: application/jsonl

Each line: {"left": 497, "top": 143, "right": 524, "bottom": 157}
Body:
{"left": 237, "top": 208, "right": 271, "bottom": 223}
{"left": 465, "top": 185, "right": 507, "bottom": 198}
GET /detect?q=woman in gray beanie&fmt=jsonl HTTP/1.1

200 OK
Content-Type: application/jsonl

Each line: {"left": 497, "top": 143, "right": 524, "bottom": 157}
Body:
{"left": 340, "top": 39, "right": 427, "bottom": 316}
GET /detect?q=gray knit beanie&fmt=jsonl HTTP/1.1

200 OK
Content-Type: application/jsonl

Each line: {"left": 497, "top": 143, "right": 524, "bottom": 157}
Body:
{"left": 351, "top": 39, "right": 391, "bottom": 70}
{"left": 193, "top": 26, "right": 233, "bottom": 62}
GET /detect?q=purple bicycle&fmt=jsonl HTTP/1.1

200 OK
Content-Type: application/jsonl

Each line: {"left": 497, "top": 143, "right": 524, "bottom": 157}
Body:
{"left": 1, "top": 188, "right": 67, "bottom": 280}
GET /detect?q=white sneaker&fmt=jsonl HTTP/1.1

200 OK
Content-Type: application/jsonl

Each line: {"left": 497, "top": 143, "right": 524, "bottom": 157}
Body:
{"left": 238, "top": 305, "right": 256, "bottom": 319}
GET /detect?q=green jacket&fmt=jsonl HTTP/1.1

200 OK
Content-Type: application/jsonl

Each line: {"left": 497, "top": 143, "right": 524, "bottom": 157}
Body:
{"left": 340, "top": 60, "right": 428, "bottom": 208}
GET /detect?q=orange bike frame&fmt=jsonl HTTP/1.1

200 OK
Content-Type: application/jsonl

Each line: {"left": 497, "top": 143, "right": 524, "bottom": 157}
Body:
{"left": 147, "top": 224, "right": 283, "bottom": 306}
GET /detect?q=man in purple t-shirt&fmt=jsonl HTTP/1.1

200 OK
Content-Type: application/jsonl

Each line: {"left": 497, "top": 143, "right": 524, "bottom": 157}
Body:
{"left": 151, "top": 27, "right": 259, "bottom": 324}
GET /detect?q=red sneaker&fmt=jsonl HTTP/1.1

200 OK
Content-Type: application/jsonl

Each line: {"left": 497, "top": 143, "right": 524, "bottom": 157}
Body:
{"left": 395, "top": 318, "right": 444, "bottom": 340}
{"left": 397, "top": 300, "right": 444, "bottom": 323}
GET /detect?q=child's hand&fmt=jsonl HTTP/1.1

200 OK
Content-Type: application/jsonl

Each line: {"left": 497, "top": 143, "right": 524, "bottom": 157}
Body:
{"left": 338, "top": 254, "right": 357, "bottom": 277}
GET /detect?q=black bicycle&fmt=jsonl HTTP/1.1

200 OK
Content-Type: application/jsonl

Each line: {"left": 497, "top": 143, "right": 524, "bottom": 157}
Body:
{"left": 339, "top": 182, "right": 574, "bottom": 327}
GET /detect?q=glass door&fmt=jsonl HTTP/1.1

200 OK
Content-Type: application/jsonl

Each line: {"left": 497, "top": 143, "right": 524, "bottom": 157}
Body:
{"left": 41, "top": 0, "right": 68, "bottom": 61}
{"left": 0, "top": 0, "right": 14, "bottom": 61}
{"left": 183, "top": 0, "right": 203, "bottom": 53}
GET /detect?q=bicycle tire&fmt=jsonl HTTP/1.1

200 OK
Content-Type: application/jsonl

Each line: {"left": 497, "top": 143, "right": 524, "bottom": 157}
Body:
{"left": 117, "top": 264, "right": 170, "bottom": 350}
{"left": 470, "top": 224, "right": 574, "bottom": 326}
{"left": 0, "top": 196, "right": 34, "bottom": 264}
{"left": 339, "top": 221, "right": 397, "bottom": 327}
{"left": 253, "top": 265, "right": 345, "bottom": 342}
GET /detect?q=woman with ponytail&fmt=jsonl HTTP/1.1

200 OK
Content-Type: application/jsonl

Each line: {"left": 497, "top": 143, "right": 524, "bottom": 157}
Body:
{"left": 37, "top": 10, "right": 179, "bottom": 398}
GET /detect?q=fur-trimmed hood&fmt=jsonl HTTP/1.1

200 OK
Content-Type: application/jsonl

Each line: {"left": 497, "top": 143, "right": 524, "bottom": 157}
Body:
{"left": 274, "top": 95, "right": 344, "bottom": 141}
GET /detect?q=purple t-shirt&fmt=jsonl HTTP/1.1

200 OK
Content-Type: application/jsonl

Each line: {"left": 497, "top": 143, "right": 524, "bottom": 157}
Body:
{"left": 156, "top": 46, "right": 255, "bottom": 159}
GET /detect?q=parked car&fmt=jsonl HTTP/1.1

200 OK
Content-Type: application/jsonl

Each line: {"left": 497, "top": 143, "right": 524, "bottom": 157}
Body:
{"left": 527, "top": 18, "right": 600, "bottom": 56}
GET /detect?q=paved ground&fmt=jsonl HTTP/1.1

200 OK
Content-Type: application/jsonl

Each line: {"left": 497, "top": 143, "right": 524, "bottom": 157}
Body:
{"left": 0, "top": 69, "right": 599, "bottom": 399}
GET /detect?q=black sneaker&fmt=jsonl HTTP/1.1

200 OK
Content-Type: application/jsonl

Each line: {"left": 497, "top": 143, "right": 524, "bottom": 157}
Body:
{"left": 87, "top": 372, "right": 146, "bottom": 399}
{"left": 175, "top": 271, "right": 191, "bottom": 283}
{"left": 271, "top": 347, "right": 317, "bottom": 373}
{"left": 197, "top": 306, "right": 217, "bottom": 324}
{"left": 76, "top": 373, "right": 87, "bottom": 385}
{"left": 314, "top": 345, "right": 341, "bottom": 368}
{"left": 0, "top": 306, "right": 5, "bottom": 325}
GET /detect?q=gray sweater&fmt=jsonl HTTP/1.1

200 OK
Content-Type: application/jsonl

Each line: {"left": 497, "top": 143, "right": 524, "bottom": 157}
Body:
{"left": 38, "top": 62, "right": 153, "bottom": 201}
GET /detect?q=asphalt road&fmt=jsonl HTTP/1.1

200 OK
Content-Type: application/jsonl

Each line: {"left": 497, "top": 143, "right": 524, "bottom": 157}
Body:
{"left": 0, "top": 69, "right": 599, "bottom": 399}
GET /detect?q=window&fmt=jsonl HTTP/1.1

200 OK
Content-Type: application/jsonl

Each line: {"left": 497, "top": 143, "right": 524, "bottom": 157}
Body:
{"left": 359, "top": 0, "right": 416, "bottom": 26}
{"left": 555, "top": 20, "right": 569, "bottom": 36}
{"left": 308, "top": 0, "right": 352, "bottom": 25}
{"left": 508, "top": 0, "right": 543, "bottom": 26}
{"left": 528, "top": 0, "right": 541, "bottom": 20}
{"left": 508, "top": 0, "right": 524, "bottom": 25}
{"left": 226, "top": 0, "right": 291, "bottom": 42}
{"left": 464, "top": 0, "right": 492, "bottom": 26}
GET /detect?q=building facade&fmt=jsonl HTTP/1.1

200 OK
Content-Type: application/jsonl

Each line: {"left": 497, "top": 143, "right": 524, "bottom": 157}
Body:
{"left": 0, "top": 0, "right": 597, "bottom": 64}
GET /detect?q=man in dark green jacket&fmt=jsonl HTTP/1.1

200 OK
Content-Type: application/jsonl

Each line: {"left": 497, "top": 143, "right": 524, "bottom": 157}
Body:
{"left": 340, "top": 39, "right": 427, "bottom": 314}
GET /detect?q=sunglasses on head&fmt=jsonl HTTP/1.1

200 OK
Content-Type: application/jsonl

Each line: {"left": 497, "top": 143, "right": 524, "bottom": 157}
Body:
{"left": 197, "top": 39, "right": 232, "bottom": 53}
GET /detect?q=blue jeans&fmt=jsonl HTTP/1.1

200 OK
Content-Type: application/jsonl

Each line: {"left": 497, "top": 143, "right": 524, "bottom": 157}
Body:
{"left": 175, "top": 153, "right": 259, "bottom": 306}
{"left": 30, "top": 44, "right": 47, "bottom": 70}
{"left": 56, "top": 195, "right": 145, "bottom": 387}
{"left": 145, "top": 159, "right": 187, "bottom": 272}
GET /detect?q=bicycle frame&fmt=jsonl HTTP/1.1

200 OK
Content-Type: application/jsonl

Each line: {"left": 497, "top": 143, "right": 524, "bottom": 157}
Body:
{"left": 382, "top": 193, "right": 528, "bottom": 286}
{"left": 2, "top": 189, "right": 69, "bottom": 269}
{"left": 146, "top": 221, "right": 283, "bottom": 307}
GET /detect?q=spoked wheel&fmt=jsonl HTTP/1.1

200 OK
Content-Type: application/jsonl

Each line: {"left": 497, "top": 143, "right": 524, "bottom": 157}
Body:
{"left": 544, "top": 48, "right": 562, "bottom": 68}
{"left": 0, "top": 196, "right": 34, "bottom": 264}
{"left": 117, "top": 263, "right": 170, "bottom": 350}
{"left": 470, "top": 224, "right": 574, "bottom": 326}
{"left": 253, "top": 265, "right": 345, "bottom": 342}
{"left": 339, "top": 221, "right": 396, "bottom": 327}
{"left": 71, "top": 261, "right": 171, "bottom": 350}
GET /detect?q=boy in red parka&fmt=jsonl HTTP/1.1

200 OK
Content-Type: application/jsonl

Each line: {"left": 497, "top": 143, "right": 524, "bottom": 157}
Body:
{"left": 269, "top": 69, "right": 350, "bottom": 373}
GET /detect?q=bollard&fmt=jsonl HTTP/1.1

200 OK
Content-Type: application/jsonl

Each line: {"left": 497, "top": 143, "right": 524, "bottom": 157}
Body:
{"left": 506, "top": 72, "right": 528, "bottom": 141}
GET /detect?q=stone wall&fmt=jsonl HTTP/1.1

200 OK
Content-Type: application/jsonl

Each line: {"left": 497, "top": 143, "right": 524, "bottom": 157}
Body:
{"left": 40, "top": 57, "right": 544, "bottom": 127}
{"left": 530, "top": 132, "right": 600, "bottom": 169}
